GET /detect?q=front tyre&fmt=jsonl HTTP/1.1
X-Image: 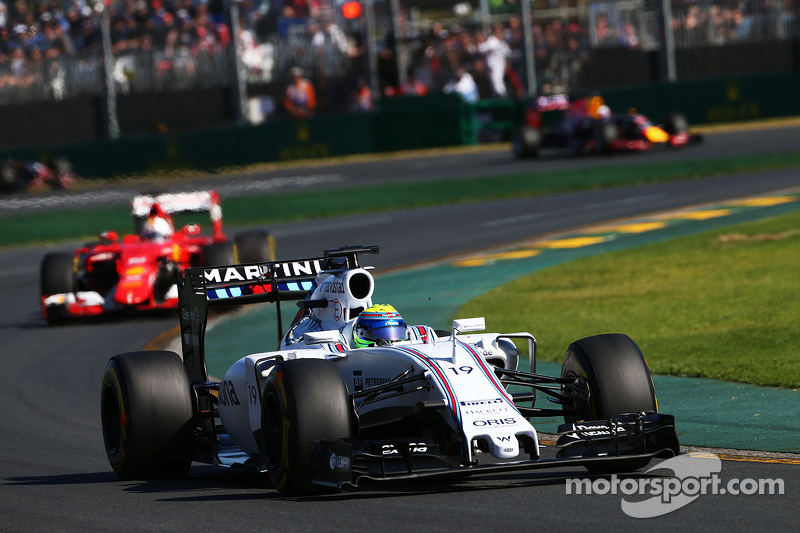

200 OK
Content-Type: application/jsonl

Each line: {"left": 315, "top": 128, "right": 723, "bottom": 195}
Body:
{"left": 40, "top": 252, "right": 76, "bottom": 324}
{"left": 40, "top": 252, "right": 74, "bottom": 296}
{"left": 101, "top": 351, "right": 194, "bottom": 480}
{"left": 511, "top": 126, "right": 541, "bottom": 159}
{"left": 261, "top": 359, "right": 353, "bottom": 495}
{"left": 561, "top": 333, "right": 657, "bottom": 474}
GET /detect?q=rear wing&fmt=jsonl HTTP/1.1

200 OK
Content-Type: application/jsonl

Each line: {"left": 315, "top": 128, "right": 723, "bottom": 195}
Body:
{"left": 177, "top": 245, "right": 379, "bottom": 383}
{"left": 535, "top": 94, "right": 570, "bottom": 112}
{"left": 132, "top": 190, "right": 223, "bottom": 238}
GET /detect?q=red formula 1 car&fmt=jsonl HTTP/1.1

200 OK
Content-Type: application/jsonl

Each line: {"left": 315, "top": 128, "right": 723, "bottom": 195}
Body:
{"left": 40, "top": 190, "right": 274, "bottom": 323}
{"left": 512, "top": 94, "right": 702, "bottom": 158}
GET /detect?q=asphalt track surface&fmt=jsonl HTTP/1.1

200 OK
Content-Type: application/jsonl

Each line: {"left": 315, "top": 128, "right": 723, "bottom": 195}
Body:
{"left": 2, "top": 123, "right": 800, "bottom": 216}
{"left": 2, "top": 127, "right": 800, "bottom": 531}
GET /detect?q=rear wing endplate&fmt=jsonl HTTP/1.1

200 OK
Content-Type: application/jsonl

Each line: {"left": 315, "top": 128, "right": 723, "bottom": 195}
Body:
{"left": 177, "top": 245, "right": 379, "bottom": 382}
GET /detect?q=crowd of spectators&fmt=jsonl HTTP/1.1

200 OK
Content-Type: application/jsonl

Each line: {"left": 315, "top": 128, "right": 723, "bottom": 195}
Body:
{"left": 397, "top": 0, "right": 797, "bottom": 99}
{"left": 394, "top": 16, "right": 586, "bottom": 100}
{"left": 0, "top": 0, "right": 797, "bottom": 108}
{"left": 669, "top": 0, "right": 798, "bottom": 47}
{"left": 0, "top": 0, "right": 240, "bottom": 98}
{"left": 590, "top": 0, "right": 797, "bottom": 50}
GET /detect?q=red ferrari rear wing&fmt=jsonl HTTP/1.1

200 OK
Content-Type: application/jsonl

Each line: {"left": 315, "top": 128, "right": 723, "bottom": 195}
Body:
{"left": 132, "top": 190, "right": 224, "bottom": 239}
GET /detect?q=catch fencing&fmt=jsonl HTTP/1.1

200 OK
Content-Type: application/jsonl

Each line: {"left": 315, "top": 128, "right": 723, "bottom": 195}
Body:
{"left": 0, "top": 0, "right": 797, "bottom": 149}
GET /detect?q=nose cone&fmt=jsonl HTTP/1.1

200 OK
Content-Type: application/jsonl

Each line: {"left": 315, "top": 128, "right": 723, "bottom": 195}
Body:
{"left": 114, "top": 265, "right": 152, "bottom": 305}
{"left": 489, "top": 435, "right": 520, "bottom": 459}
{"left": 644, "top": 126, "right": 670, "bottom": 143}
{"left": 114, "top": 278, "right": 151, "bottom": 305}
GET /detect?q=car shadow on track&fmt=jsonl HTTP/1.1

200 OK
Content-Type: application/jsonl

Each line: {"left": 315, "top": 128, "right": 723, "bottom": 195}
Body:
{"left": 3, "top": 471, "right": 120, "bottom": 486}
{"left": 142, "top": 467, "right": 660, "bottom": 503}
{"left": 5, "top": 465, "right": 663, "bottom": 503}
{"left": 4, "top": 308, "right": 177, "bottom": 330}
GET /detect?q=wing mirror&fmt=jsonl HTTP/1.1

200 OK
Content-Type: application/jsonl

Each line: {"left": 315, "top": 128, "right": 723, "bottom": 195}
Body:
{"left": 453, "top": 317, "right": 486, "bottom": 334}
{"left": 100, "top": 230, "right": 118, "bottom": 241}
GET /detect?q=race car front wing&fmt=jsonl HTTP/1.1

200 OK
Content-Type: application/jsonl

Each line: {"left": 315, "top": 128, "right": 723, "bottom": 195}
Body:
{"left": 310, "top": 411, "right": 679, "bottom": 489}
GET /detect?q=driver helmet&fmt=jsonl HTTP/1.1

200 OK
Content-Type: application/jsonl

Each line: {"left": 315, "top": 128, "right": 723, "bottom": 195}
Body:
{"left": 141, "top": 204, "right": 174, "bottom": 242}
{"left": 353, "top": 304, "right": 407, "bottom": 348}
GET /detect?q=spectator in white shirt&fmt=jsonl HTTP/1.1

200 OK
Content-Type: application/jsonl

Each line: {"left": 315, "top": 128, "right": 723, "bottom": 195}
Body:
{"left": 477, "top": 23, "right": 509, "bottom": 98}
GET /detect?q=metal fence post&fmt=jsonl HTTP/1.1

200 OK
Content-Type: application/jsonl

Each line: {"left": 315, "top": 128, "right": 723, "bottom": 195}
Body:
{"left": 227, "top": 0, "right": 248, "bottom": 124}
{"left": 95, "top": 0, "right": 119, "bottom": 140}
{"left": 519, "top": 0, "right": 537, "bottom": 98}
{"left": 365, "top": 0, "right": 380, "bottom": 99}
{"left": 660, "top": 0, "right": 677, "bottom": 82}
{"left": 479, "top": 0, "right": 491, "bottom": 32}
{"left": 389, "top": 0, "right": 407, "bottom": 88}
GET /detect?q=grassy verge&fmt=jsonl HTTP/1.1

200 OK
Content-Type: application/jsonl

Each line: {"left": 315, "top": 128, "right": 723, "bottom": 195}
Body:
{"left": 4, "top": 149, "right": 800, "bottom": 249}
{"left": 458, "top": 209, "right": 800, "bottom": 388}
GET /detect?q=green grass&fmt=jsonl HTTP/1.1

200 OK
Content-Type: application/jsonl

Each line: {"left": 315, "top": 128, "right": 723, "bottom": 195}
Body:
{"left": 458, "top": 210, "right": 800, "bottom": 388}
{"left": 3, "top": 150, "right": 800, "bottom": 248}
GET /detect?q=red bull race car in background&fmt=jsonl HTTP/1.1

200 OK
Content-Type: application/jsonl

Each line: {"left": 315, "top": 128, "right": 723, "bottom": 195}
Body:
{"left": 40, "top": 190, "right": 274, "bottom": 323}
{"left": 512, "top": 94, "right": 702, "bottom": 158}
{"left": 1, "top": 156, "right": 77, "bottom": 192}
{"left": 100, "top": 245, "right": 679, "bottom": 496}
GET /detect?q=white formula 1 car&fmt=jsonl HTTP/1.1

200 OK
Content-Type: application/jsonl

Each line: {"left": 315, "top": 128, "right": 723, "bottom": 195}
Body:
{"left": 100, "top": 245, "right": 679, "bottom": 495}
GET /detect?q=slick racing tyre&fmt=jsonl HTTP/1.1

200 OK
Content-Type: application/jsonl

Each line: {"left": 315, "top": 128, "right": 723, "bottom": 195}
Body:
{"left": 661, "top": 113, "right": 689, "bottom": 135}
{"left": 234, "top": 230, "right": 276, "bottom": 263}
{"left": 0, "top": 160, "right": 16, "bottom": 191}
{"left": 597, "top": 122, "right": 619, "bottom": 154}
{"left": 511, "top": 126, "right": 541, "bottom": 159}
{"left": 101, "top": 351, "right": 194, "bottom": 480}
{"left": 261, "top": 359, "right": 353, "bottom": 496}
{"left": 40, "top": 252, "right": 74, "bottom": 296}
{"left": 561, "top": 334, "right": 657, "bottom": 474}
{"left": 40, "top": 252, "right": 75, "bottom": 324}
{"left": 201, "top": 242, "right": 236, "bottom": 267}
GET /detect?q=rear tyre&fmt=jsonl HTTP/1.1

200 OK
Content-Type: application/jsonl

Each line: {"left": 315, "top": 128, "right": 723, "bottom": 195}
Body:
{"left": 234, "top": 230, "right": 276, "bottom": 263}
{"left": 561, "top": 333, "right": 657, "bottom": 474}
{"left": 511, "top": 126, "right": 540, "bottom": 159}
{"left": 201, "top": 242, "right": 235, "bottom": 266}
{"left": 262, "top": 359, "right": 353, "bottom": 495}
{"left": 100, "top": 351, "right": 194, "bottom": 480}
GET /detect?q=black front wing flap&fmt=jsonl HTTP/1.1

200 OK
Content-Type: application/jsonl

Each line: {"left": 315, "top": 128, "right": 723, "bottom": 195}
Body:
{"left": 310, "top": 412, "right": 679, "bottom": 489}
